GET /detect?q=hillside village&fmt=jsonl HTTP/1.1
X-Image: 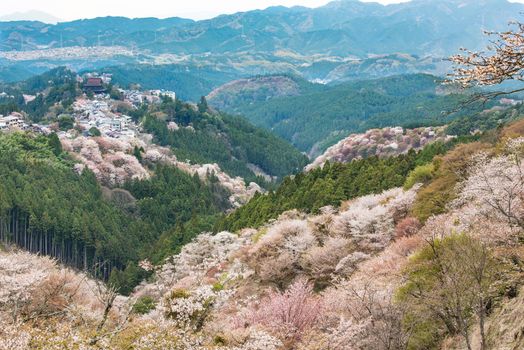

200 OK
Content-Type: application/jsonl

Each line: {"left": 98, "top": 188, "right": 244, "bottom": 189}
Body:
{"left": 0, "top": 73, "right": 177, "bottom": 140}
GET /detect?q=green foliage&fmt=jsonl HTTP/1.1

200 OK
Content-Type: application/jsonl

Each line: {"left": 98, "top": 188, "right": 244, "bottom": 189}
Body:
{"left": 125, "top": 165, "right": 230, "bottom": 236}
{"left": 396, "top": 234, "right": 499, "bottom": 350}
{"left": 142, "top": 98, "right": 308, "bottom": 184}
{"left": 102, "top": 64, "right": 238, "bottom": 101}
{"left": 208, "top": 74, "right": 322, "bottom": 111}
{"left": 132, "top": 296, "right": 157, "bottom": 315}
{"left": 447, "top": 102, "right": 524, "bottom": 136}
{"left": 170, "top": 289, "right": 191, "bottom": 299}
{"left": 109, "top": 263, "right": 149, "bottom": 295}
{"left": 403, "top": 163, "right": 435, "bottom": 190}
{"left": 0, "top": 132, "right": 140, "bottom": 274}
{"left": 218, "top": 140, "right": 462, "bottom": 232}
{"left": 109, "top": 85, "right": 124, "bottom": 100}
{"left": 20, "top": 67, "right": 77, "bottom": 94}
{"left": 0, "top": 133, "right": 236, "bottom": 294}
{"left": 58, "top": 115, "right": 75, "bottom": 131}
{"left": 411, "top": 142, "right": 488, "bottom": 222}
{"left": 0, "top": 67, "right": 81, "bottom": 123}
{"left": 89, "top": 127, "right": 102, "bottom": 137}
{"left": 219, "top": 74, "right": 472, "bottom": 152}
{"left": 197, "top": 96, "right": 209, "bottom": 113}
{"left": 132, "top": 145, "right": 144, "bottom": 161}
{"left": 47, "top": 133, "right": 63, "bottom": 156}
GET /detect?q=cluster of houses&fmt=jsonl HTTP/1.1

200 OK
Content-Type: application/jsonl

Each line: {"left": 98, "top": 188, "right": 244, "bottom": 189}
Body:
{"left": 72, "top": 99, "right": 136, "bottom": 139}
{"left": 0, "top": 46, "right": 134, "bottom": 62}
{"left": 122, "top": 89, "right": 176, "bottom": 105}
{"left": 0, "top": 72, "right": 178, "bottom": 141}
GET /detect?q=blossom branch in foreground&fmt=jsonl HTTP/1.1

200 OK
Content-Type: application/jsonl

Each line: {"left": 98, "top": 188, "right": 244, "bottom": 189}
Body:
{"left": 447, "top": 22, "right": 524, "bottom": 105}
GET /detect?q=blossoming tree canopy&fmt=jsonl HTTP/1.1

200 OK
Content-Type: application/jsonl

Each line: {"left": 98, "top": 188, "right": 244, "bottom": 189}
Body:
{"left": 448, "top": 21, "right": 524, "bottom": 98}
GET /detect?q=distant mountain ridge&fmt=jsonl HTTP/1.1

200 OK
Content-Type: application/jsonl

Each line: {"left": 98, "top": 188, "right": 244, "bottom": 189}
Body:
{"left": 0, "top": 0, "right": 522, "bottom": 57}
{"left": 0, "top": 10, "right": 61, "bottom": 24}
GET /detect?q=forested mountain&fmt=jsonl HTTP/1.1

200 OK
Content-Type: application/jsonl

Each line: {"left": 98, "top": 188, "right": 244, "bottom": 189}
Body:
{"left": 217, "top": 137, "right": 470, "bottom": 231}
{"left": 206, "top": 74, "right": 323, "bottom": 110}
{"left": 100, "top": 64, "right": 240, "bottom": 102}
{"left": 0, "top": 0, "right": 521, "bottom": 57}
{"left": 0, "top": 52, "right": 452, "bottom": 100}
{"left": 141, "top": 97, "right": 309, "bottom": 184}
{"left": 218, "top": 104, "right": 524, "bottom": 232}
{"left": 447, "top": 100, "right": 524, "bottom": 136}
{"left": 3, "top": 113, "right": 523, "bottom": 350}
{"left": 209, "top": 74, "right": 472, "bottom": 154}
{"left": 0, "top": 0, "right": 522, "bottom": 92}
{"left": 0, "top": 67, "right": 309, "bottom": 293}
{"left": 0, "top": 132, "right": 231, "bottom": 293}
{"left": 1, "top": 1, "right": 524, "bottom": 348}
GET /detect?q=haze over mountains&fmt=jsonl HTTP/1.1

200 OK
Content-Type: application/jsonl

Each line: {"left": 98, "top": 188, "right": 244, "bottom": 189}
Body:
{"left": 0, "top": 0, "right": 519, "bottom": 152}
{"left": 0, "top": 0, "right": 522, "bottom": 88}
{"left": 0, "top": 0, "right": 518, "bottom": 110}
{"left": 0, "top": 0, "right": 521, "bottom": 56}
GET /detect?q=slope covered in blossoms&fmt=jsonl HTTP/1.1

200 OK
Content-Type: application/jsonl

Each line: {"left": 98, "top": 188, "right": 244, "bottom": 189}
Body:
{"left": 62, "top": 135, "right": 262, "bottom": 208}
{"left": 306, "top": 126, "right": 455, "bottom": 171}
{"left": 131, "top": 123, "right": 524, "bottom": 349}
{"left": 2, "top": 119, "right": 523, "bottom": 349}
{"left": 0, "top": 131, "right": 249, "bottom": 294}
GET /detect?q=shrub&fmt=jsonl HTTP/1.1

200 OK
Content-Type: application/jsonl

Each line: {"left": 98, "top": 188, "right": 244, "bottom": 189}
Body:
{"left": 163, "top": 286, "right": 221, "bottom": 331}
{"left": 411, "top": 143, "right": 490, "bottom": 222}
{"left": 250, "top": 220, "right": 315, "bottom": 288}
{"left": 300, "top": 237, "right": 353, "bottom": 289}
{"left": 110, "top": 322, "right": 181, "bottom": 350}
{"left": 403, "top": 163, "right": 435, "bottom": 190}
{"left": 396, "top": 233, "right": 499, "bottom": 350}
{"left": 132, "top": 295, "right": 157, "bottom": 315}
{"left": 58, "top": 114, "right": 75, "bottom": 131}
{"left": 88, "top": 127, "right": 101, "bottom": 136}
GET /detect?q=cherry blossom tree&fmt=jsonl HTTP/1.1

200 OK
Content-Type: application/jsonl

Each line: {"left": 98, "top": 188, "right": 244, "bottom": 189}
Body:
{"left": 455, "top": 138, "right": 524, "bottom": 232}
{"left": 448, "top": 21, "right": 524, "bottom": 101}
{"left": 239, "top": 279, "right": 323, "bottom": 345}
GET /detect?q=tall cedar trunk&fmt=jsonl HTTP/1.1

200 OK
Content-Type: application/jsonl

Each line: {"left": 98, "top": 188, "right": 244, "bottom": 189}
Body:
{"left": 0, "top": 208, "right": 113, "bottom": 281}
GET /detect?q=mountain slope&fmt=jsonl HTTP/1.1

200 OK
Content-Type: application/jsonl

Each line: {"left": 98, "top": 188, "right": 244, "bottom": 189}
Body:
{"left": 101, "top": 64, "right": 240, "bottom": 102}
{"left": 0, "top": 0, "right": 521, "bottom": 57}
{"left": 206, "top": 74, "right": 324, "bottom": 110}
{"left": 217, "top": 139, "right": 461, "bottom": 232}
{"left": 141, "top": 100, "right": 309, "bottom": 184}
{"left": 0, "top": 133, "right": 231, "bottom": 286}
{"left": 0, "top": 68, "right": 308, "bottom": 184}
{"left": 209, "top": 74, "right": 469, "bottom": 154}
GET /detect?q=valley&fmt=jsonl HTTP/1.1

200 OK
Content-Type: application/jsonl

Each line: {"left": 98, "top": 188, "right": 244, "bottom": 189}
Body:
{"left": 1, "top": 0, "right": 524, "bottom": 349}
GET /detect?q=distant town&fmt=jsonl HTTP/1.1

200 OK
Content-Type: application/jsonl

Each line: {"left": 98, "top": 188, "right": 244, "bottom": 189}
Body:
{"left": 0, "top": 46, "right": 135, "bottom": 61}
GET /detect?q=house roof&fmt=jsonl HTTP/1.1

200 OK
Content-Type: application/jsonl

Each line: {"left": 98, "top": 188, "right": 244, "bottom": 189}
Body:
{"left": 84, "top": 78, "right": 103, "bottom": 87}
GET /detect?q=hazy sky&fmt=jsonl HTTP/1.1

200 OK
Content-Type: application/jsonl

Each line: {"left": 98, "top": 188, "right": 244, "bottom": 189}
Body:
{"left": 2, "top": 0, "right": 524, "bottom": 21}
{"left": 0, "top": 0, "right": 411, "bottom": 21}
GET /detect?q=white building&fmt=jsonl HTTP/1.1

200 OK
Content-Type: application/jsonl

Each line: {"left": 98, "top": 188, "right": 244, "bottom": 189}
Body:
{"left": 0, "top": 115, "right": 24, "bottom": 130}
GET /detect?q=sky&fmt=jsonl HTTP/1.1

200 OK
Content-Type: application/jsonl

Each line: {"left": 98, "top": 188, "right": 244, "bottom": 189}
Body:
{"left": 2, "top": 0, "right": 524, "bottom": 22}
{"left": 0, "top": 0, "right": 411, "bottom": 22}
